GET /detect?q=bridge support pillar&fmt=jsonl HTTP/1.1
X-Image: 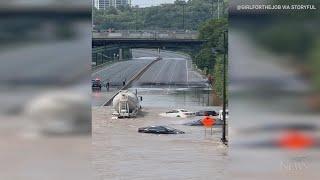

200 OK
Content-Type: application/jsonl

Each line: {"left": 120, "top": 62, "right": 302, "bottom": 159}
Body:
{"left": 129, "top": 48, "right": 133, "bottom": 58}
{"left": 119, "top": 48, "right": 123, "bottom": 60}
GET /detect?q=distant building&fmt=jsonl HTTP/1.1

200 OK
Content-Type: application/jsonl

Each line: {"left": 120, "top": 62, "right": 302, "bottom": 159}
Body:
{"left": 93, "top": 0, "right": 131, "bottom": 9}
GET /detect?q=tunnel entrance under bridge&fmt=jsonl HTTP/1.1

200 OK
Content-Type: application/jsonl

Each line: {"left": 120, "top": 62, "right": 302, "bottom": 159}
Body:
{"left": 92, "top": 38, "right": 205, "bottom": 67}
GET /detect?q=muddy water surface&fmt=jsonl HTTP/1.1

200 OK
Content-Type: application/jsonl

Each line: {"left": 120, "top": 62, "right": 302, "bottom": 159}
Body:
{"left": 92, "top": 88, "right": 228, "bottom": 180}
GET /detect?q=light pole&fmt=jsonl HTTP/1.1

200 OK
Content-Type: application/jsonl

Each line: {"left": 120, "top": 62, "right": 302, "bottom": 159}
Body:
{"left": 178, "top": 0, "right": 187, "bottom": 30}
{"left": 183, "top": 3, "right": 185, "bottom": 30}
{"left": 221, "top": 30, "right": 227, "bottom": 145}
{"left": 210, "top": 0, "right": 220, "bottom": 19}
{"left": 135, "top": 8, "right": 138, "bottom": 31}
{"left": 211, "top": 30, "right": 228, "bottom": 145}
{"left": 217, "top": 0, "right": 220, "bottom": 19}
{"left": 221, "top": 31, "right": 228, "bottom": 144}
{"left": 211, "top": 0, "right": 214, "bottom": 18}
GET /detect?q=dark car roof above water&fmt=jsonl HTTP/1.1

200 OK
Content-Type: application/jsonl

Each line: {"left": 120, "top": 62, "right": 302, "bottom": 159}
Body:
{"left": 138, "top": 126, "right": 184, "bottom": 134}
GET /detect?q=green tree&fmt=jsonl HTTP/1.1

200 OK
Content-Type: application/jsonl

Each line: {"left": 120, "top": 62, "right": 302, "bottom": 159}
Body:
{"left": 198, "top": 18, "right": 228, "bottom": 48}
{"left": 92, "top": 0, "right": 228, "bottom": 30}
{"left": 194, "top": 18, "right": 228, "bottom": 99}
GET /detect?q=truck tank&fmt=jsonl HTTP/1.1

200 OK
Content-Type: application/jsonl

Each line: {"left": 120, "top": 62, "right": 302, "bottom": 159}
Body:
{"left": 112, "top": 90, "right": 140, "bottom": 115}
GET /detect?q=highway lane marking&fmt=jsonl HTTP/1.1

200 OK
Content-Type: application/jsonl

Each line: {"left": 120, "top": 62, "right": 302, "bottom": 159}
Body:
{"left": 169, "top": 60, "right": 178, "bottom": 88}
{"left": 92, "top": 61, "right": 122, "bottom": 75}
{"left": 119, "top": 62, "right": 137, "bottom": 81}
{"left": 102, "top": 62, "right": 130, "bottom": 83}
{"left": 101, "top": 58, "right": 160, "bottom": 106}
{"left": 93, "top": 60, "right": 149, "bottom": 84}
{"left": 93, "top": 60, "right": 146, "bottom": 77}
{"left": 186, "top": 59, "right": 189, "bottom": 86}
{"left": 152, "top": 59, "right": 169, "bottom": 83}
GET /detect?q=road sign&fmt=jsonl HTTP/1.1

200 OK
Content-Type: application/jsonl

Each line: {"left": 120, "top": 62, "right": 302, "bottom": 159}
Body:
{"left": 201, "top": 116, "right": 215, "bottom": 128}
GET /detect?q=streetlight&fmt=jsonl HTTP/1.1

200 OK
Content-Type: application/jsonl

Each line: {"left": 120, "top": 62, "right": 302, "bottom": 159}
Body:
{"left": 211, "top": 30, "right": 228, "bottom": 145}
{"left": 135, "top": 8, "right": 138, "bottom": 31}
{"left": 211, "top": 0, "right": 214, "bottom": 18}
{"left": 177, "top": 0, "right": 187, "bottom": 30}
{"left": 221, "top": 31, "right": 227, "bottom": 145}
{"left": 210, "top": 0, "right": 220, "bottom": 19}
{"left": 182, "top": 2, "right": 186, "bottom": 30}
{"left": 217, "top": 0, "right": 220, "bottom": 19}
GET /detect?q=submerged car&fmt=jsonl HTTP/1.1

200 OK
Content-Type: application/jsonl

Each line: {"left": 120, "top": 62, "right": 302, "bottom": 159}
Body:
{"left": 138, "top": 126, "right": 185, "bottom": 134}
{"left": 195, "top": 110, "right": 218, "bottom": 116}
{"left": 184, "top": 119, "right": 223, "bottom": 126}
{"left": 161, "top": 109, "right": 195, "bottom": 118}
{"left": 184, "top": 119, "right": 203, "bottom": 126}
{"left": 92, "top": 79, "right": 102, "bottom": 90}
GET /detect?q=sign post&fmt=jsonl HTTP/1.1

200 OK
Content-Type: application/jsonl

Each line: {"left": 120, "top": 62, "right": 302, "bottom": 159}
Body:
{"left": 201, "top": 116, "right": 215, "bottom": 136}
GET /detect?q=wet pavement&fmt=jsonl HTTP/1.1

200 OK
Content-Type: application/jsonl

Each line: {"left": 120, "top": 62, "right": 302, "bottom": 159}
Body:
{"left": 92, "top": 58, "right": 154, "bottom": 86}
{"left": 134, "top": 57, "right": 206, "bottom": 87}
{"left": 91, "top": 49, "right": 208, "bottom": 107}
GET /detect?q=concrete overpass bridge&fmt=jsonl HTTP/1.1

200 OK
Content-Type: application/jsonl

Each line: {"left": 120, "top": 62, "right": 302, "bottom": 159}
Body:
{"left": 92, "top": 30, "right": 206, "bottom": 65}
{"left": 93, "top": 30, "right": 198, "bottom": 40}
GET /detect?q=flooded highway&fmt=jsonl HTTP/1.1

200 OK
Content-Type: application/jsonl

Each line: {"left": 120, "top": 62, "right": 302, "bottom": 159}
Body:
{"left": 92, "top": 106, "right": 227, "bottom": 180}
{"left": 92, "top": 49, "right": 228, "bottom": 179}
{"left": 91, "top": 49, "right": 208, "bottom": 106}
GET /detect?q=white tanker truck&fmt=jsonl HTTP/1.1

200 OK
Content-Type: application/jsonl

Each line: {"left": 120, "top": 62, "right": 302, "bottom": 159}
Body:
{"left": 112, "top": 90, "right": 142, "bottom": 118}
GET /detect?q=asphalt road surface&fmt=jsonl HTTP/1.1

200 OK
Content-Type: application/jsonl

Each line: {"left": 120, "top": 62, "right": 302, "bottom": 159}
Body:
{"left": 91, "top": 49, "right": 207, "bottom": 106}
{"left": 92, "top": 58, "right": 154, "bottom": 86}
{"left": 135, "top": 58, "right": 188, "bottom": 85}
{"left": 134, "top": 56, "right": 206, "bottom": 87}
{"left": 91, "top": 50, "right": 157, "bottom": 106}
{"left": 133, "top": 49, "right": 206, "bottom": 87}
{"left": 91, "top": 49, "right": 203, "bottom": 86}
{"left": 91, "top": 58, "right": 154, "bottom": 106}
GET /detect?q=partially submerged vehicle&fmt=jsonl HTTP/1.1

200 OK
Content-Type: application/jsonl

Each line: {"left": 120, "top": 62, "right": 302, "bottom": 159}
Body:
{"left": 195, "top": 110, "right": 218, "bottom": 116}
{"left": 184, "top": 119, "right": 223, "bottom": 126}
{"left": 183, "top": 119, "right": 203, "bottom": 126}
{"left": 138, "top": 126, "right": 185, "bottom": 134}
{"left": 112, "top": 90, "right": 142, "bottom": 118}
{"left": 160, "top": 109, "right": 195, "bottom": 118}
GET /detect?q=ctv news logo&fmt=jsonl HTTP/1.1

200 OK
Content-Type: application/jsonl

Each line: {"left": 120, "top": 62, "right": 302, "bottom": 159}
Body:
{"left": 281, "top": 159, "right": 308, "bottom": 171}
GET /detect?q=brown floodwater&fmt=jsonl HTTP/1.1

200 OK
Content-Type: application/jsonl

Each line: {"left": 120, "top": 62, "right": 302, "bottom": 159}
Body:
{"left": 92, "top": 104, "right": 228, "bottom": 180}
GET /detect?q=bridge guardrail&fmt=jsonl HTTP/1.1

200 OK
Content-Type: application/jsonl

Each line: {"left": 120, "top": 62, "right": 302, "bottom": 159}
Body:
{"left": 92, "top": 30, "right": 198, "bottom": 40}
